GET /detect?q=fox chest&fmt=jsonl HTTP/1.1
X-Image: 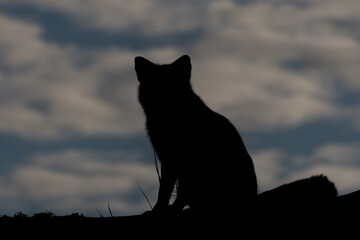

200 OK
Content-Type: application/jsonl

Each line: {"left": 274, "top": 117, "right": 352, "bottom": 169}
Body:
{"left": 146, "top": 119, "right": 203, "bottom": 158}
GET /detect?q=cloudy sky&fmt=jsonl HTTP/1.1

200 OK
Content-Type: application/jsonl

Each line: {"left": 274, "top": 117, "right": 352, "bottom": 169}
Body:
{"left": 0, "top": 0, "right": 359, "bottom": 217}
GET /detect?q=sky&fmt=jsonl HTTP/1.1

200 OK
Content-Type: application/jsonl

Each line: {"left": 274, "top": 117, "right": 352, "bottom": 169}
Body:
{"left": 0, "top": 0, "right": 359, "bottom": 217}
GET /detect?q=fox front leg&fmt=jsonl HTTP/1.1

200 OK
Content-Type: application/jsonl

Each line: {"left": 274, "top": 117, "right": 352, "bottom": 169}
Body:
{"left": 171, "top": 178, "right": 188, "bottom": 211}
{"left": 152, "top": 163, "right": 178, "bottom": 213}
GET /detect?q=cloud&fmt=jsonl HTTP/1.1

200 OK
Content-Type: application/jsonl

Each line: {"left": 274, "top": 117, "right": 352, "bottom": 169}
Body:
{"left": 252, "top": 149, "right": 286, "bottom": 192}
{"left": 190, "top": 0, "right": 360, "bottom": 131}
{"left": 1, "top": 0, "right": 205, "bottom": 36}
{"left": 1, "top": 0, "right": 360, "bottom": 137}
{"left": 312, "top": 143, "right": 360, "bottom": 164}
{"left": 1, "top": 143, "right": 357, "bottom": 216}
{"left": 0, "top": 14, "right": 174, "bottom": 139}
{"left": 192, "top": 57, "right": 338, "bottom": 130}
{"left": 0, "top": 11, "right": 191, "bottom": 139}
{"left": 0, "top": 149, "right": 159, "bottom": 216}
{"left": 0, "top": 0, "right": 359, "bottom": 216}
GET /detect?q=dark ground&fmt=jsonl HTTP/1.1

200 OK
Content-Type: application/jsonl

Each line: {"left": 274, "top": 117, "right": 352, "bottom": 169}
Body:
{"left": 1, "top": 192, "right": 359, "bottom": 238}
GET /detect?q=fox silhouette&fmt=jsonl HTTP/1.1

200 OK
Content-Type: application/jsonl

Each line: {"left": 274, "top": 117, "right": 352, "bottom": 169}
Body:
{"left": 135, "top": 55, "right": 257, "bottom": 216}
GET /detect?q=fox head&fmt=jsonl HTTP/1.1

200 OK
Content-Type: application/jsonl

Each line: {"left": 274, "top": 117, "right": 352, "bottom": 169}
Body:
{"left": 135, "top": 55, "right": 193, "bottom": 111}
{"left": 135, "top": 55, "right": 192, "bottom": 85}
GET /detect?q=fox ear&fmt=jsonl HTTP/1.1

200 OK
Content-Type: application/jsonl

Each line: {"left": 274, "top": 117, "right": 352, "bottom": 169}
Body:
{"left": 172, "top": 55, "right": 192, "bottom": 80}
{"left": 172, "top": 55, "right": 191, "bottom": 68}
{"left": 135, "top": 56, "right": 155, "bottom": 83}
{"left": 134, "top": 56, "right": 154, "bottom": 72}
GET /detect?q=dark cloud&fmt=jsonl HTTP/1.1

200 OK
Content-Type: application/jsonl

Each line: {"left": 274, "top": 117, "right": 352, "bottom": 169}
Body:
{"left": 0, "top": 3, "right": 204, "bottom": 50}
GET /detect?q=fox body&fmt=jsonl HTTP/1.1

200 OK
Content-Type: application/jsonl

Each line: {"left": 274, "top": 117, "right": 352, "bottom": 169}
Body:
{"left": 135, "top": 55, "right": 257, "bottom": 215}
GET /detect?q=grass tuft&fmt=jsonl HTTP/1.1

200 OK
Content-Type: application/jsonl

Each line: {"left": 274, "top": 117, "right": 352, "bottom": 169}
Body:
{"left": 137, "top": 184, "right": 153, "bottom": 210}
{"left": 33, "top": 211, "right": 55, "bottom": 218}
{"left": 108, "top": 202, "right": 113, "bottom": 217}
